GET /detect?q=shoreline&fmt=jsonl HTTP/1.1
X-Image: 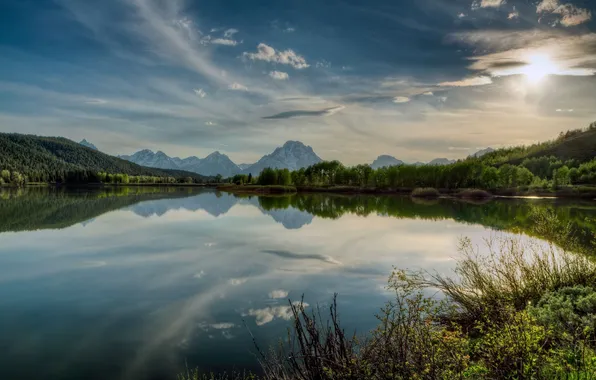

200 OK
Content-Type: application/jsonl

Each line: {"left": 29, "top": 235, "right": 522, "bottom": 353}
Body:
{"left": 4, "top": 183, "right": 596, "bottom": 200}
{"left": 216, "top": 184, "right": 596, "bottom": 200}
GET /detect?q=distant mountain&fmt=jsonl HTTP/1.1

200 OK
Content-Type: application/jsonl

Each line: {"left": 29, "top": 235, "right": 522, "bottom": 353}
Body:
{"left": 119, "top": 150, "right": 180, "bottom": 170}
{"left": 190, "top": 152, "right": 240, "bottom": 177}
{"left": 471, "top": 147, "right": 495, "bottom": 158}
{"left": 237, "top": 163, "right": 253, "bottom": 170}
{"left": 428, "top": 158, "right": 457, "bottom": 166}
{"left": 243, "top": 141, "right": 322, "bottom": 174}
{"left": 0, "top": 133, "right": 207, "bottom": 180}
{"left": 371, "top": 155, "right": 404, "bottom": 169}
{"left": 79, "top": 139, "right": 98, "bottom": 151}
{"left": 119, "top": 150, "right": 241, "bottom": 177}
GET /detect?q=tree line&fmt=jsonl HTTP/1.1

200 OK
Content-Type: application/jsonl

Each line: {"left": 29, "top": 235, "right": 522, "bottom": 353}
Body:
{"left": 228, "top": 155, "right": 596, "bottom": 190}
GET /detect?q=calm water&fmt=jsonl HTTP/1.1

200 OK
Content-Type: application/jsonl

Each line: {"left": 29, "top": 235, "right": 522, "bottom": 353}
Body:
{"left": 0, "top": 187, "right": 594, "bottom": 380}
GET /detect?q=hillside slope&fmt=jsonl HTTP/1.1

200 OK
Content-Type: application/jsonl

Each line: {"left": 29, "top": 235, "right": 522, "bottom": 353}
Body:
{"left": 0, "top": 133, "right": 206, "bottom": 180}
{"left": 481, "top": 126, "right": 596, "bottom": 166}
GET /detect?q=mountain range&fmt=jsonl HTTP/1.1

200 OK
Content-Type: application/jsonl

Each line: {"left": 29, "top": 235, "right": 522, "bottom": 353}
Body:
{"left": 89, "top": 139, "right": 494, "bottom": 176}
{"left": 119, "top": 141, "right": 323, "bottom": 177}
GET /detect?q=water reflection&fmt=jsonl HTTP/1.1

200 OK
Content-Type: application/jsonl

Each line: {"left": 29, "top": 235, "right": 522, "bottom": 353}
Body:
{"left": 0, "top": 187, "right": 594, "bottom": 380}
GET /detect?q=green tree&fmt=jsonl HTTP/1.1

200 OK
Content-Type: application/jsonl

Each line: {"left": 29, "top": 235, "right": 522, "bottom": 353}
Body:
{"left": 1, "top": 170, "right": 10, "bottom": 183}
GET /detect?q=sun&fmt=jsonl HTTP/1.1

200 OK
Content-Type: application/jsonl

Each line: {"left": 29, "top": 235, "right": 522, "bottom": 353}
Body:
{"left": 521, "top": 54, "right": 558, "bottom": 84}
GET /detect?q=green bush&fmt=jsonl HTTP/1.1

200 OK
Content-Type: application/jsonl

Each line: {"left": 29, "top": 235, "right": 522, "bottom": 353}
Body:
{"left": 473, "top": 309, "right": 549, "bottom": 379}
{"left": 529, "top": 286, "right": 596, "bottom": 341}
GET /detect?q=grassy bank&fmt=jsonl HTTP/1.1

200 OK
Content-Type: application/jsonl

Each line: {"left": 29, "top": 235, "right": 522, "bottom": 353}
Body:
{"left": 181, "top": 222, "right": 596, "bottom": 379}
{"left": 218, "top": 184, "right": 596, "bottom": 199}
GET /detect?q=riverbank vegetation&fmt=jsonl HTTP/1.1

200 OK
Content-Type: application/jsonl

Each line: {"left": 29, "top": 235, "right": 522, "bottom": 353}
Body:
{"left": 181, "top": 229, "right": 596, "bottom": 379}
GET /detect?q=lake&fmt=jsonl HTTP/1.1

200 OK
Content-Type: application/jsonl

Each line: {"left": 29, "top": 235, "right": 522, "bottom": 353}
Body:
{"left": 0, "top": 187, "right": 594, "bottom": 379}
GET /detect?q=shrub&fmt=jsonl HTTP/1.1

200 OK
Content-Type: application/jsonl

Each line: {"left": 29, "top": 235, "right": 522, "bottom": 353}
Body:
{"left": 529, "top": 286, "right": 596, "bottom": 341}
{"left": 411, "top": 187, "right": 440, "bottom": 198}
{"left": 473, "top": 309, "right": 548, "bottom": 379}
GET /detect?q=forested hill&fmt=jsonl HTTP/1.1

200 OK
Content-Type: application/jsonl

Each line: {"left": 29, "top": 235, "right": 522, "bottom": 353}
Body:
{"left": 0, "top": 133, "right": 207, "bottom": 182}
{"left": 479, "top": 124, "right": 596, "bottom": 166}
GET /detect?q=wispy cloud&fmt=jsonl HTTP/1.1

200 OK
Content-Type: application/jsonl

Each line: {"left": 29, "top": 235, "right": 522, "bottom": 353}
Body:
{"left": 193, "top": 88, "right": 207, "bottom": 98}
{"left": 439, "top": 76, "right": 493, "bottom": 87}
{"left": 447, "top": 30, "right": 596, "bottom": 78}
{"left": 85, "top": 98, "right": 108, "bottom": 105}
{"left": 393, "top": 96, "right": 411, "bottom": 103}
{"left": 243, "top": 43, "right": 309, "bottom": 69}
{"left": 228, "top": 82, "right": 248, "bottom": 91}
{"left": 223, "top": 28, "right": 238, "bottom": 38}
{"left": 268, "top": 290, "right": 289, "bottom": 299}
{"left": 269, "top": 71, "right": 289, "bottom": 80}
{"left": 263, "top": 106, "right": 345, "bottom": 119}
{"left": 210, "top": 38, "right": 238, "bottom": 46}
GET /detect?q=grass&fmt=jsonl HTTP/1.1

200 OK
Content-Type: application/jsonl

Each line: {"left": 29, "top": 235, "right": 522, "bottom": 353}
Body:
{"left": 408, "top": 236, "right": 596, "bottom": 326}
{"left": 410, "top": 187, "right": 441, "bottom": 198}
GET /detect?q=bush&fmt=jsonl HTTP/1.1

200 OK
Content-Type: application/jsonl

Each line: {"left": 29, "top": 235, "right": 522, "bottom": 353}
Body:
{"left": 529, "top": 286, "right": 596, "bottom": 341}
{"left": 411, "top": 187, "right": 440, "bottom": 198}
{"left": 473, "top": 309, "right": 549, "bottom": 379}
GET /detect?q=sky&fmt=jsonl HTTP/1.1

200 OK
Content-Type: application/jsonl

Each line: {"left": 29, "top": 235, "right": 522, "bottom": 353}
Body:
{"left": 0, "top": 0, "right": 595, "bottom": 164}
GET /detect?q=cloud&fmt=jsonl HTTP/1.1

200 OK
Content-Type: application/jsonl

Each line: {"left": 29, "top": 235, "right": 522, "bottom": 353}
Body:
{"left": 210, "top": 323, "right": 235, "bottom": 329}
{"left": 85, "top": 98, "right": 108, "bottom": 105}
{"left": 223, "top": 28, "right": 238, "bottom": 38}
{"left": 439, "top": 76, "right": 493, "bottom": 87}
{"left": 448, "top": 30, "right": 596, "bottom": 78}
{"left": 537, "top": 0, "right": 558, "bottom": 13}
{"left": 193, "top": 88, "right": 206, "bottom": 98}
{"left": 243, "top": 43, "right": 309, "bottom": 69}
{"left": 478, "top": 0, "right": 505, "bottom": 8}
{"left": 422, "top": 92, "right": 434, "bottom": 96}
{"left": 268, "top": 290, "right": 289, "bottom": 299}
{"left": 458, "top": 13, "right": 467, "bottom": 18}
{"left": 393, "top": 96, "right": 411, "bottom": 103}
{"left": 508, "top": 8, "right": 519, "bottom": 19}
{"left": 205, "top": 121, "right": 217, "bottom": 126}
{"left": 244, "top": 302, "right": 308, "bottom": 326}
{"left": 260, "top": 249, "right": 341, "bottom": 264}
{"left": 263, "top": 106, "right": 345, "bottom": 119}
{"left": 193, "top": 270, "right": 205, "bottom": 279}
{"left": 125, "top": 0, "right": 227, "bottom": 85}
{"left": 553, "top": 4, "right": 592, "bottom": 27}
{"left": 228, "top": 82, "right": 248, "bottom": 91}
{"left": 536, "top": 0, "right": 592, "bottom": 27}
{"left": 229, "top": 278, "right": 248, "bottom": 285}
{"left": 269, "top": 71, "right": 289, "bottom": 80}
{"left": 210, "top": 38, "right": 238, "bottom": 46}
{"left": 284, "top": 27, "right": 296, "bottom": 33}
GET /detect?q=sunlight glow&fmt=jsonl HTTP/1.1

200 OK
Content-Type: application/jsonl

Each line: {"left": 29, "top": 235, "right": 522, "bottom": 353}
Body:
{"left": 520, "top": 54, "right": 558, "bottom": 84}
